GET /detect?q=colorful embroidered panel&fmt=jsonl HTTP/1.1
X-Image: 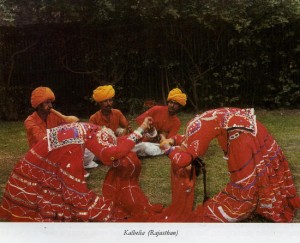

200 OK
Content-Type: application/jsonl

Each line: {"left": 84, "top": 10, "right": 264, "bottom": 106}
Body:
{"left": 96, "top": 126, "right": 117, "bottom": 147}
{"left": 223, "top": 108, "right": 257, "bottom": 136}
{"left": 199, "top": 108, "right": 257, "bottom": 136}
{"left": 185, "top": 116, "right": 202, "bottom": 137}
{"left": 47, "top": 123, "right": 86, "bottom": 151}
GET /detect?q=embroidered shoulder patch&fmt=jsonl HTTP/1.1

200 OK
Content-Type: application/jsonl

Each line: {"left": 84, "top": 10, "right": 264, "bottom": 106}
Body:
{"left": 185, "top": 116, "right": 202, "bottom": 137}
{"left": 47, "top": 123, "right": 85, "bottom": 151}
{"left": 96, "top": 127, "right": 117, "bottom": 147}
{"left": 223, "top": 108, "right": 257, "bottom": 136}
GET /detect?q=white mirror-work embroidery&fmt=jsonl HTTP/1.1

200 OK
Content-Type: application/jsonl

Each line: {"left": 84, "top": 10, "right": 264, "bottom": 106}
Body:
{"left": 96, "top": 127, "right": 117, "bottom": 147}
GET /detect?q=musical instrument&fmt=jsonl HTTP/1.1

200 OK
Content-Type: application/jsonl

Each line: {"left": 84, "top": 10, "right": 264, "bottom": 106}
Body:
{"left": 50, "top": 108, "right": 79, "bottom": 123}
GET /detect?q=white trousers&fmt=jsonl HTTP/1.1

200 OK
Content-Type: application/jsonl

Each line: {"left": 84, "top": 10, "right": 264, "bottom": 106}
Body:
{"left": 132, "top": 142, "right": 164, "bottom": 157}
{"left": 83, "top": 148, "right": 95, "bottom": 166}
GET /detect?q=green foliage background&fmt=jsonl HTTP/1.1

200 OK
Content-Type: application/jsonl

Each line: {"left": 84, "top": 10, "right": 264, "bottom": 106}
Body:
{"left": 0, "top": 0, "right": 300, "bottom": 120}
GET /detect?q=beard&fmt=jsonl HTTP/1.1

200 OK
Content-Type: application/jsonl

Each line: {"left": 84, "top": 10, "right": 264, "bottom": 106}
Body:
{"left": 103, "top": 106, "right": 112, "bottom": 113}
{"left": 168, "top": 108, "right": 176, "bottom": 115}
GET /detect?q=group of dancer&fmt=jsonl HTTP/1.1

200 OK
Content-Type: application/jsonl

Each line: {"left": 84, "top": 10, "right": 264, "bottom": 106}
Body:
{"left": 0, "top": 85, "right": 299, "bottom": 222}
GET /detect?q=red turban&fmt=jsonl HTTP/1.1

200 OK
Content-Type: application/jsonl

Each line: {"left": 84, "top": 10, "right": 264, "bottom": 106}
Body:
{"left": 167, "top": 88, "right": 187, "bottom": 106}
{"left": 31, "top": 87, "right": 55, "bottom": 108}
{"left": 92, "top": 85, "right": 115, "bottom": 103}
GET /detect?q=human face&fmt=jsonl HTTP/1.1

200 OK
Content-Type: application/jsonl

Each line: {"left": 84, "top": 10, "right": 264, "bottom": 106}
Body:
{"left": 167, "top": 100, "right": 181, "bottom": 115}
{"left": 99, "top": 98, "right": 113, "bottom": 114}
{"left": 37, "top": 99, "right": 53, "bottom": 115}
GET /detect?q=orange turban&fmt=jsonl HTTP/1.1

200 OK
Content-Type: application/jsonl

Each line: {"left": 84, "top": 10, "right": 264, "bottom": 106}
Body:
{"left": 31, "top": 87, "right": 55, "bottom": 108}
{"left": 167, "top": 88, "right": 187, "bottom": 106}
{"left": 92, "top": 85, "right": 115, "bottom": 102}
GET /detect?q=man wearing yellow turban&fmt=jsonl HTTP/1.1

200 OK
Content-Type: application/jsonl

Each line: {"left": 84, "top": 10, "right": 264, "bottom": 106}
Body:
{"left": 89, "top": 85, "right": 131, "bottom": 136}
{"left": 167, "top": 87, "right": 187, "bottom": 107}
{"left": 133, "top": 88, "right": 187, "bottom": 157}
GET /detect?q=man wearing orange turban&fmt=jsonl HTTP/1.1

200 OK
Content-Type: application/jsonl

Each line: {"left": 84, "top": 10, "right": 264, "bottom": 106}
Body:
{"left": 24, "top": 87, "right": 66, "bottom": 148}
{"left": 24, "top": 86, "right": 94, "bottom": 177}
{"left": 89, "top": 85, "right": 130, "bottom": 136}
{"left": 133, "top": 88, "right": 187, "bottom": 157}
{"left": 30, "top": 86, "right": 55, "bottom": 109}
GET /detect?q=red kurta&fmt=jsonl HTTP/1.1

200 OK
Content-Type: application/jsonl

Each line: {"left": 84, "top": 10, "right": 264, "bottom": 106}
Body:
{"left": 151, "top": 108, "right": 300, "bottom": 222}
{"left": 0, "top": 123, "right": 160, "bottom": 222}
{"left": 24, "top": 111, "right": 66, "bottom": 148}
{"left": 136, "top": 106, "right": 181, "bottom": 138}
{"left": 89, "top": 109, "right": 129, "bottom": 133}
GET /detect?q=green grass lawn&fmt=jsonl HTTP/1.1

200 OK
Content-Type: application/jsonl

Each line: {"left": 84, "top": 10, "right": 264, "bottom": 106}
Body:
{"left": 0, "top": 109, "right": 299, "bottom": 222}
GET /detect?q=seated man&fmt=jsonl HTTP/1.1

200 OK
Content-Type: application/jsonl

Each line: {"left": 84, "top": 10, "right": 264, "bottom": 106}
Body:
{"left": 89, "top": 85, "right": 131, "bottom": 136}
{"left": 152, "top": 107, "right": 300, "bottom": 222}
{"left": 24, "top": 86, "right": 94, "bottom": 177}
{"left": 88, "top": 85, "right": 132, "bottom": 166}
{"left": 24, "top": 86, "right": 68, "bottom": 148}
{"left": 132, "top": 88, "right": 187, "bottom": 157}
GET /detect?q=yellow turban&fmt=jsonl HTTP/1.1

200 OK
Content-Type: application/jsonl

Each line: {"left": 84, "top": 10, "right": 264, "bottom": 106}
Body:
{"left": 92, "top": 85, "right": 115, "bottom": 103}
{"left": 31, "top": 87, "right": 55, "bottom": 108}
{"left": 167, "top": 88, "right": 187, "bottom": 106}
